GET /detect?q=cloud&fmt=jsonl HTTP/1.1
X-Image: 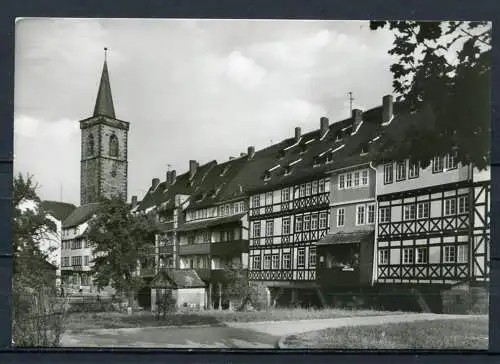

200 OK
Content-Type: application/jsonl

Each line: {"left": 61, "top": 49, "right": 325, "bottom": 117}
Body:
{"left": 14, "top": 19, "right": 396, "bottom": 204}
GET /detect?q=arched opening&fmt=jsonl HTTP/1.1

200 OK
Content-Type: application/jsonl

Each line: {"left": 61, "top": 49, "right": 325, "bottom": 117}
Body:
{"left": 109, "top": 134, "right": 119, "bottom": 157}
{"left": 87, "top": 134, "right": 94, "bottom": 156}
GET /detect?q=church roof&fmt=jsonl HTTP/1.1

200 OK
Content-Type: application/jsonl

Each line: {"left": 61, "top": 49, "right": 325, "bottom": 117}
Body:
{"left": 93, "top": 57, "right": 116, "bottom": 119}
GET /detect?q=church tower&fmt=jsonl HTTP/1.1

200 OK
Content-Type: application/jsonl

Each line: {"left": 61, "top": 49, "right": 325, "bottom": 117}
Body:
{"left": 80, "top": 48, "right": 129, "bottom": 205}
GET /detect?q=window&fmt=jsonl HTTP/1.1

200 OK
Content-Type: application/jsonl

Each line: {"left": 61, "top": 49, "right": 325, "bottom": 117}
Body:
{"left": 283, "top": 253, "right": 291, "bottom": 269}
{"left": 62, "top": 257, "right": 70, "bottom": 267}
{"left": 252, "top": 195, "right": 260, "bottom": 208}
{"left": 346, "top": 173, "right": 353, "bottom": 188}
{"left": 312, "top": 181, "right": 318, "bottom": 195}
{"left": 458, "top": 195, "right": 469, "bottom": 214}
{"left": 319, "top": 212, "right": 328, "bottom": 229}
{"left": 416, "top": 247, "right": 428, "bottom": 263}
{"left": 457, "top": 245, "right": 468, "bottom": 263}
{"left": 354, "top": 172, "right": 360, "bottom": 187}
{"left": 337, "top": 208, "right": 345, "bottom": 227}
{"left": 297, "top": 248, "right": 305, "bottom": 268}
{"left": 445, "top": 153, "right": 458, "bottom": 170}
{"left": 109, "top": 134, "right": 119, "bottom": 157}
{"left": 408, "top": 162, "right": 419, "bottom": 179}
{"left": 295, "top": 216, "right": 303, "bottom": 232}
{"left": 309, "top": 247, "right": 316, "bottom": 268}
{"left": 265, "top": 220, "right": 274, "bottom": 237}
{"left": 319, "top": 179, "right": 326, "bottom": 193}
{"left": 272, "top": 254, "right": 279, "bottom": 269}
{"left": 87, "top": 133, "right": 94, "bottom": 156}
{"left": 299, "top": 184, "right": 306, "bottom": 198}
{"left": 339, "top": 175, "right": 345, "bottom": 189}
{"left": 203, "top": 231, "right": 211, "bottom": 243}
{"left": 266, "top": 192, "right": 273, "bottom": 205}
{"left": 252, "top": 222, "right": 261, "bottom": 238}
{"left": 311, "top": 213, "right": 319, "bottom": 230}
{"left": 282, "top": 188, "right": 290, "bottom": 202}
{"left": 361, "top": 170, "right": 369, "bottom": 186}
{"left": 379, "top": 249, "right": 389, "bottom": 265}
{"left": 72, "top": 239, "right": 82, "bottom": 250}
{"left": 282, "top": 217, "right": 291, "bottom": 235}
{"left": 379, "top": 207, "right": 391, "bottom": 223}
{"left": 403, "top": 204, "right": 417, "bottom": 220}
{"left": 444, "top": 198, "right": 457, "bottom": 216}
{"left": 83, "top": 256, "right": 89, "bottom": 266}
{"left": 444, "top": 246, "right": 456, "bottom": 263}
{"left": 71, "top": 256, "right": 82, "bottom": 266}
{"left": 402, "top": 248, "right": 414, "bottom": 264}
{"left": 367, "top": 204, "right": 375, "bottom": 224}
{"left": 384, "top": 164, "right": 393, "bottom": 184}
{"left": 263, "top": 255, "right": 272, "bottom": 270}
{"left": 417, "top": 202, "right": 430, "bottom": 219}
{"left": 306, "top": 183, "right": 312, "bottom": 196}
{"left": 356, "top": 205, "right": 366, "bottom": 225}
{"left": 396, "top": 161, "right": 406, "bottom": 181}
{"left": 432, "top": 156, "right": 444, "bottom": 173}
{"left": 303, "top": 215, "right": 311, "bottom": 231}
{"left": 252, "top": 255, "right": 261, "bottom": 269}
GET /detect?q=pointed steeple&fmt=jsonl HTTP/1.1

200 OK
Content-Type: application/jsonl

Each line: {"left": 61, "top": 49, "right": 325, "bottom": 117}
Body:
{"left": 93, "top": 47, "right": 116, "bottom": 118}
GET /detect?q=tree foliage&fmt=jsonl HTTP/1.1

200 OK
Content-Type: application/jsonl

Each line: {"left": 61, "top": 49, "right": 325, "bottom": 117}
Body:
{"left": 86, "top": 197, "right": 158, "bottom": 306}
{"left": 370, "top": 21, "right": 491, "bottom": 170}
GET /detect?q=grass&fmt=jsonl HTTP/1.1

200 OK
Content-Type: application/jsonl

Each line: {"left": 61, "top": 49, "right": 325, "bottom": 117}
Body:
{"left": 65, "top": 307, "right": 403, "bottom": 333}
{"left": 283, "top": 317, "right": 489, "bottom": 350}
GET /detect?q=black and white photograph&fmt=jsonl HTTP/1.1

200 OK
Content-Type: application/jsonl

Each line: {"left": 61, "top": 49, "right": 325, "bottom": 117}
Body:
{"left": 12, "top": 18, "right": 491, "bottom": 349}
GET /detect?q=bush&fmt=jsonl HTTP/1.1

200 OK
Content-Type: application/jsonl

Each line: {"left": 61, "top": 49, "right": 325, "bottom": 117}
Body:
{"left": 12, "top": 283, "right": 67, "bottom": 347}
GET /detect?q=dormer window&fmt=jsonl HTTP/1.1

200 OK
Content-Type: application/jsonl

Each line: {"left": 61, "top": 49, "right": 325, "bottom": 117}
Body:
{"left": 220, "top": 165, "right": 230, "bottom": 176}
{"left": 263, "top": 171, "right": 271, "bottom": 181}
{"left": 360, "top": 144, "right": 369, "bottom": 155}
{"left": 299, "top": 144, "right": 307, "bottom": 154}
{"left": 313, "top": 157, "right": 321, "bottom": 167}
{"left": 277, "top": 150, "right": 286, "bottom": 159}
{"left": 335, "top": 131, "right": 343, "bottom": 142}
{"left": 326, "top": 152, "right": 333, "bottom": 163}
{"left": 284, "top": 166, "right": 292, "bottom": 176}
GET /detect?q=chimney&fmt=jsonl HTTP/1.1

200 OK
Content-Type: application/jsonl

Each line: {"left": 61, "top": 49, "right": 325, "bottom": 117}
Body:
{"left": 352, "top": 109, "right": 363, "bottom": 130}
{"left": 165, "top": 171, "right": 171, "bottom": 185}
{"left": 170, "top": 170, "right": 176, "bottom": 184}
{"left": 131, "top": 195, "right": 138, "bottom": 209}
{"left": 240, "top": 152, "right": 246, "bottom": 158}
{"left": 294, "top": 127, "right": 301, "bottom": 142}
{"left": 382, "top": 94, "right": 393, "bottom": 124}
{"left": 151, "top": 178, "right": 160, "bottom": 190}
{"left": 229, "top": 156, "right": 235, "bottom": 161}
{"left": 247, "top": 146, "right": 255, "bottom": 160}
{"left": 189, "top": 160, "right": 198, "bottom": 179}
{"left": 320, "top": 117, "right": 329, "bottom": 137}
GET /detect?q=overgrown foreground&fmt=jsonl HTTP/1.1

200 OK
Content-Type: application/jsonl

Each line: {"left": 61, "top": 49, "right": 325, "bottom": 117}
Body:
{"left": 283, "top": 317, "right": 488, "bottom": 350}
{"left": 65, "top": 308, "right": 403, "bottom": 333}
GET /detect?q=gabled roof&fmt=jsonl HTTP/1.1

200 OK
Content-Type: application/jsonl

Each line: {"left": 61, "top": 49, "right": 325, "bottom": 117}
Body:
{"left": 41, "top": 200, "right": 77, "bottom": 222}
{"left": 136, "top": 161, "right": 217, "bottom": 212}
{"left": 150, "top": 269, "right": 205, "bottom": 289}
{"left": 317, "top": 231, "right": 374, "bottom": 246}
{"left": 93, "top": 59, "right": 115, "bottom": 118}
{"left": 62, "top": 202, "right": 100, "bottom": 229}
{"left": 177, "top": 212, "right": 246, "bottom": 232}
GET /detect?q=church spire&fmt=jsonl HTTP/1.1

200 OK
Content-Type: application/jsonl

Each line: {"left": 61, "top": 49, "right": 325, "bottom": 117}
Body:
{"left": 93, "top": 47, "right": 116, "bottom": 118}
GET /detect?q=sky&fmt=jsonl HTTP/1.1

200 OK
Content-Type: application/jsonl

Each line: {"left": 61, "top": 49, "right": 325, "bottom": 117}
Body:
{"left": 14, "top": 18, "right": 395, "bottom": 206}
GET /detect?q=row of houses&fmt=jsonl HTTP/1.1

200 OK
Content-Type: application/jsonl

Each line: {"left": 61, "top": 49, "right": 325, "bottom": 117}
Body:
{"left": 124, "top": 94, "right": 490, "bottom": 311}
{"left": 56, "top": 56, "right": 490, "bottom": 312}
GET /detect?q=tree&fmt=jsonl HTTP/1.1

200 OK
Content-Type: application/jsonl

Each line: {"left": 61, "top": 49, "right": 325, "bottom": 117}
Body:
{"left": 12, "top": 173, "right": 66, "bottom": 347}
{"left": 370, "top": 21, "right": 491, "bottom": 170}
{"left": 86, "top": 197, "right": 158, "bottom": 308}
{"left": 222, "top": 262, "right": 267, "bottom": 311}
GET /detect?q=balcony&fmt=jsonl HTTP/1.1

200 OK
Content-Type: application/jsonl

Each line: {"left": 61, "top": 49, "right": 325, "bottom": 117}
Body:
{"left": 159, "top": 245, "right": 174, "bottom": 255}
{"left": 316, "top": 266, "right": 360, "bottom": 287}
{"left": 178, "top": 243, "right": 210, "bottom": 255}
{"left": 211, "top": 239, "right": 249, "bottom": 256}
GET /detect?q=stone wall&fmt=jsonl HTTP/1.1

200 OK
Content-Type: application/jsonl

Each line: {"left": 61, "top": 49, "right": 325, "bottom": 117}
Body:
{"left": 441, "top": 282, "right": 489, "bottom": 314}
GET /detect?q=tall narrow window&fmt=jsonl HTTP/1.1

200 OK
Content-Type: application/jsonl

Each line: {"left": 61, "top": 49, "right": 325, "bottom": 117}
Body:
{"left": 309, "top": 247, "right": 317, "bottom": 268}
{"left": 299, "top": 184, "right": 306, "bottom": 198}
{"left": 252, "top": 222, "right": 261, "bottom": 238}
{"left": 457, "top": 245, "right": 468, "bottom": 263}
{"left": 306, "top": 183, "right": 312, "bottom": 196}
{"left": 304, "top": 215, "right": 311, "bottom": 231}
{"left": 282, "top": 253, "right": 291, "bottom": 269}
{"left": 271, "top": 254, "right": 280, "bottom": 269}
{"left": 265, "top": 220, "right": 274, "bottom": 237}
{"left": 444, "top": 246, "right": 456, "bottom": 263}
{"left": 87, "top": 133, "right": 94, "bottom": 156}
{"left": 282, "top": 188, "right": 290, "bottom": 202}
{"left": 403, "top": 204, "right": 417, "bottom": 220}
{"left": 312, "top": 181, "right": 318, "bottom": 194}
{"left": 367, "top": 204, "right": 375, "bottom": 224}
{"left": 265, "top": 192, "right": 273, "bottom": 205}
{"left": 346, "top": 173, "right": 353, "bottom": 188}
{"left": 402, "top": 248, "right": 414, "bottom": 264}
{"left": 252, "top": 255, "right": 261, "bottom": 269}
{"left": 396, "top": 161, "right": 406, "bottom": 181}
{"left": 319, "top": 212, "right": 328, "bottom": 229}
{"left": 416, "top": 247, "right": 428, "bottom": 263}
{"left": 432, "top": 156, "right": 444, "bottom": 173}
{"left": 109, "top": 134, "right": 119, "bottom": 157}
{"left": 337, "top": 208, "right": 345, "bottom": 227}
{"left": 252, "top": 195, "right": 260, "bottom": 208}
{"left": 282, "top": 217, "right": 291, "bottom": 235}
{"left": 263, "top": 255, "right": 272, "bottom": 270}
{"left": 417, "top": 202, "right": 430, "bottom": 219}
{"left": 379, "top": 249, "right": 389, "bottom": 265}
{"left": 297, "top": 248, "right": 305, "bottom": 268}
{"left": 408, "top": 162, "right": 419, "bottom": 179}
{"left": 445, "top": 152, "right": 458, "bottom": 170}
{"left": 444, "top": 198, "right": 457, "bottom": 216}
{"left": 311, "top": 213, "right": 319, "bottom": 230}
{"left": 354, "top": 171, "right": 360, "bottom": 187}
{"left": 384, "top": 164, "right": 393, "bottom": 184}
{"left": 295, "top": 216, "right": 303, "bottom": 232}
{"left": 319, "top": 179, "right": 326, "bottom": 193}
{"left": 361, "top": 170, "right": 369, "bottom": 186}
{"left": 356, "top": 205, "right": 366, "bottom": 225}
{"left": 379, "top": 207, "right": 391, "bottom": 223}
{"left": 458, "top": 195, "right": 469, "bottom": 214}
{"left": 339, "top": 175, "right": 345, "bottom": 189}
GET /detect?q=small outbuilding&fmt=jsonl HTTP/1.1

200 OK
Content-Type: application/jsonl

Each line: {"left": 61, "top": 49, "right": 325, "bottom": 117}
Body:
{"left": 150, "top": 269, "right": 206, "bottom": 312}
